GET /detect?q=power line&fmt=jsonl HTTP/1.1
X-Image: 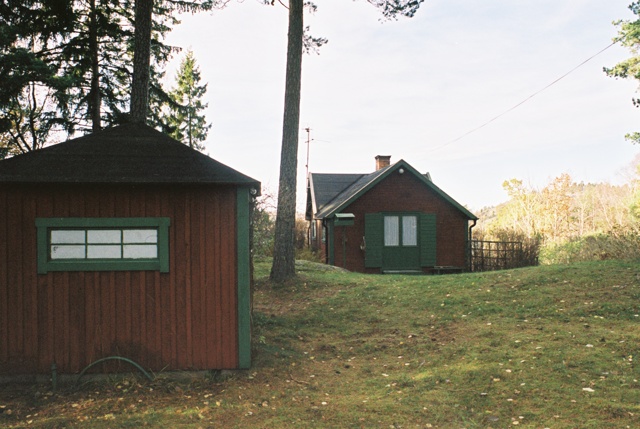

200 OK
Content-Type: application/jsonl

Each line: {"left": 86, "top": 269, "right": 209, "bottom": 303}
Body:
{"left": 427, "top": 41, "right": 619, "bottom": 153}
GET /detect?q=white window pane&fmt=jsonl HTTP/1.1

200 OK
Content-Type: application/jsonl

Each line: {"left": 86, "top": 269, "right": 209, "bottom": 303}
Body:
{"left": 87, "top": 230, "right": 121, "bottom": 243}
{"left": 51, "top": 230, "right": 85, "bottom": 244}
{"left": 123, "top": 244, "right": 157, "bottom": 259}
{"left": 384, "top": 216, "right": 399, "bottom": 246}
{"left": 51, "top": 245, "right": 85, "bottom": 259}
{"left": 123, "top": 229, "right": 157, "bottom": 243}
{"left": 87, "top": 245, "right": 121, "bottom": 259}
{"left": 403, "top": 216, "right": 418, "bottom": 246}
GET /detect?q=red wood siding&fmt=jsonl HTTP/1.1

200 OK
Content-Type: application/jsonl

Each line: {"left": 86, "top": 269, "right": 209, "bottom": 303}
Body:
{"left": 0, "top": 184, "right": 239, "bottom": 374}
{"left": 329, "top": 172, "right": 470, "bottom": 273}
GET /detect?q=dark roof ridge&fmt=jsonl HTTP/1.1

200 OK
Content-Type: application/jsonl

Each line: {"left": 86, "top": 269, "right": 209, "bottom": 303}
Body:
{"left": 0, "top": 122, "right": 260, "bottom": 187}
{"left": 311, "top": 159, "right": 476, "bottom": 220}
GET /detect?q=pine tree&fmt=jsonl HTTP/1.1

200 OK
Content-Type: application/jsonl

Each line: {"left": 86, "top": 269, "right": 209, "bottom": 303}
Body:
{"left": 270, "top": 0, "right": 304, "bottom": 283}
{"left": 130, "top": 0, "right": 154, "bottom": 123}
{"left": 270, "top": 0, "right": 424, "bottom": 283}
{"left": 130, "top": 0, "right": 216, "bottom": 126}
{"left": 61, "top": 0, "right": 136, "bottom": 132}
{"left": 165, "top": 50, "right": 211, "bottom": 151}
{"left": 0, "top": 1, "right": 76, "bottom": 154}
{"left": 606, "top": 2, "right": 640, "bottom": 143}
{"left": 0, "top": 0, "right": 216, "bottom": 153}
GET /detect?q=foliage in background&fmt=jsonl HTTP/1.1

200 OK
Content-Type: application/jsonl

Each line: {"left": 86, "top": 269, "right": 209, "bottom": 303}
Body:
{"left": 252, "top": 192, "right": 276, "bottom": 259}
{"left": 0, "top": 1, "right": 76, "bottom": 155}
{"left": 479, "top": 162, "right": 640, "bottom": 264}
{"left": 471, "top": 228, "right": 541, "bottom": 271}
{"left": 541, "top": 225, "right": 640, "bottom": 264}
{"left": 161, "top": 50, "right": 211, "bottom": 151}
{"left": 0, "top": 0, "right": 214, "bottom": 155}
{"left": 293, "top": 216, "right": 322, "bottom": 262}
{"left": 251, "top": 189, "right": 319, "bottom": 262}
{"left": 63, "top": 0, "right": 135, "bottom": 132}
{"left": 293, "top": 216, "right": 307, "bottom": 251}
{"left": 605, "top": 1, "right": 640, "bottom": 143}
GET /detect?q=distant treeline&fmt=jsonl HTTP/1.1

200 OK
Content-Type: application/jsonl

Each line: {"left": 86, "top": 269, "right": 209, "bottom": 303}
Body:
{"left": 476, "top": 160, "right": 640, "bottom": 264}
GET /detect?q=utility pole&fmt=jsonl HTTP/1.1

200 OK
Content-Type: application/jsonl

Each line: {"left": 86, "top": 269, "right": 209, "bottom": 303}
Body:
{"left": 304, "top": 127, "right": 312, "bottom": 179}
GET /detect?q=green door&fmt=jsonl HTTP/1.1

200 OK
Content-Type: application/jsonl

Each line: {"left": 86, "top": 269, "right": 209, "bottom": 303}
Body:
{"left": 365, "top": 213, "right": 436, "bottom": 271}
{"left": 382, "top": 214, "right": 420, "bottom": 271}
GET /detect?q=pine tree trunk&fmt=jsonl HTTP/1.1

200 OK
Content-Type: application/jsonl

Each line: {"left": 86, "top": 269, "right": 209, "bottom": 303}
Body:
{"left": 88, "top": 0, "right": 101, "bottom": 132}
{"left": 270, "top": 0, "right": 304, "bottom": 283}
{"left": 130, "top": 0, "right": 153, "bottom": 123}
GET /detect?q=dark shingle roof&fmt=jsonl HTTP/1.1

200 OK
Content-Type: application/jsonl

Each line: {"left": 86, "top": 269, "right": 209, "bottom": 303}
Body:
{"left": 310, "top": 173, "right": 365, "bottom": 211}
{"left": 308, "top": 159, "right": 477, "bottom": 221}
{"left": 311, "top": 166, "right": 392, "bottom": 218}
{"left": 0, "top": 122, "right": 260, "bottom": 187}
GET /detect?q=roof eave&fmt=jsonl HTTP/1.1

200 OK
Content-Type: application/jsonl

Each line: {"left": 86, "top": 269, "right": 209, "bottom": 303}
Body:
{"left": 0, "top": 123, "right": 262, "bottom": 187}
{"left": 309, "top": 173, "right": 364, "bottom": 219}
{"left": 318, "top": 160, "right": 478, "bottom": 221}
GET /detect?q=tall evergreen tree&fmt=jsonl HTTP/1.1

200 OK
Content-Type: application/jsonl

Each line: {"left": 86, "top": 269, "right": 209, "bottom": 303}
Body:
{"left": 130, "top": 0, "right": 154, "bottom": 123}
{"left": 1, "top": 0, "right": 216, "bottom": 153}
{"left": 130, "top": 0, "right": 216, "bottom": 125}
{"left": 0, "top": 1, "right": 76, "bottom": 154}
{"left": 65, "top": 0, "right": 190, "bottom": 132}
{"left": 270, "top": 0, "right": 304, "bottom": 283}
{"left": 606, "top": 2, "right": 640, "bottom": 143}
{"left": 164, "top": 50, "right": 211, "bottom": 151}
{"left": 269, "top": 0, "right": 424, "bottom": 283}
{"left": 61, "top": 0, "right": 135, "bottom": 133}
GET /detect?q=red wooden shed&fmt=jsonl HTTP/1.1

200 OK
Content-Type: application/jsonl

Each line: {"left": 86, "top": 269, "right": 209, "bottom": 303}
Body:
{"left": 306, "top": 156, "right": 477, "bottom": 274}
{"left": 0, "top": 123, "right": 260, "bottom": 375}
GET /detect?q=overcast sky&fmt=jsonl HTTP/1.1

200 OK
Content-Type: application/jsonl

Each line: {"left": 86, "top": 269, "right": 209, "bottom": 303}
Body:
{"left": 165, "top": 0, "right": 639, "bottom": 211}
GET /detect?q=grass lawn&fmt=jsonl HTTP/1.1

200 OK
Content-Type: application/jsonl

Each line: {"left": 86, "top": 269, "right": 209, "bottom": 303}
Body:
{"left": 1, "top": 259, "right": 639, "bottom": 428}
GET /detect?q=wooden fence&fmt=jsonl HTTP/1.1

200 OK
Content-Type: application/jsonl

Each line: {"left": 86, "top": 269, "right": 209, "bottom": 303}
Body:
{"left": 469, "top": 240, "right": 538, "bottom": 272}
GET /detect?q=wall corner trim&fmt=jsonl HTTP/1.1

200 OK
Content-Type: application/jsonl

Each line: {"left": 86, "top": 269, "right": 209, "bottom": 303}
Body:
{"left": 236, "top": 187, "right": 252, "bottom": 369}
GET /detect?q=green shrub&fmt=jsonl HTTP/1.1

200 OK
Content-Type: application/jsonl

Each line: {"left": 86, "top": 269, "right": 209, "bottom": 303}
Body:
{"left": 295, "top": 246, "right": 322, "bottom": 263}
{"left": 252, "top": 194, "right": 276, "bottom": 258}
{"left": 540, "top": 229, "right": 640, "bottom": 264}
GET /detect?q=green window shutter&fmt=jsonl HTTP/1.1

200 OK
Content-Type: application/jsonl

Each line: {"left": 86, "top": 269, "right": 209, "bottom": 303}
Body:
{"left": 419, "top": 213, "right": 437, "bottom": 266}
{"left": 365, "top": 213, "right": 383, "bottom": 268}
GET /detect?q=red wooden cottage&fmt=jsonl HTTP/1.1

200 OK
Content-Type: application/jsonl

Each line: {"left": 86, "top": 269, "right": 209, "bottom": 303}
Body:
{"left": 306, "top": 156, "right": 477, "bottom": 274}
{"left": 0, "top": 123, "right": 260, "bottom": 375}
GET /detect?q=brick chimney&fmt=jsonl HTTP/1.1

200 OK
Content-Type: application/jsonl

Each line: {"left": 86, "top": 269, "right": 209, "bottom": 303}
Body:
{"left": 375, "top": 155, "right": 391, "bottom": 171}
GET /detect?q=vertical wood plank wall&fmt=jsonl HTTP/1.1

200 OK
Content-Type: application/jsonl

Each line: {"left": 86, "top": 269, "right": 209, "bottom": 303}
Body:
{"left": 0, "top": 184, "right": 239, "bottom": 374}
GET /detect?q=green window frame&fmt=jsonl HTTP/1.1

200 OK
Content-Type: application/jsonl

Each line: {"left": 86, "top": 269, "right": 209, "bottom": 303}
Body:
{"left": 36, "top": 217, "right": 170, "bottom": 274}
